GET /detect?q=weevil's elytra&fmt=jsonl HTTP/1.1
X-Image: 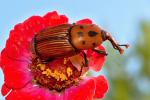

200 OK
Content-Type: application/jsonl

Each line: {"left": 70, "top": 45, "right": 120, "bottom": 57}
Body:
{"left": 30, "top": 23, "right": 129, "bottom": 62}
{"left": 31, "top": 24, "right": 78, "bottom": 61}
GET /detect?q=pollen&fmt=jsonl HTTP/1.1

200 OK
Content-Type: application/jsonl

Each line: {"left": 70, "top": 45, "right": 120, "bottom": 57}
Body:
{"left": 67, "top": 67, "right": 73, "bottom": 77}
{"left": 37, "top": 63, "right": 46, "bottom": 71}
{"left": 42, "top": 68, "right": 68, "bottom": 81}
{"left": 30, "top": 57, "right": 82, "bottom": 92}
{"left": 63, "top": 58, "right": 68, "bottom": 64}
{"left": 60, "top": 73, "right": 68, "bottom": 81}
{"left": 42, "top": 68, "right": 52, "bottom": 77}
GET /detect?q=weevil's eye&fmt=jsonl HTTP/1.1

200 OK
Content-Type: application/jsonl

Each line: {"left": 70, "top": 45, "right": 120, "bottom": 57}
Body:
{"left": 88, "top": 31, "right": 98, "bottom": 37}
{"left": 77, "top": 31, "right": 83, "bottom": 37}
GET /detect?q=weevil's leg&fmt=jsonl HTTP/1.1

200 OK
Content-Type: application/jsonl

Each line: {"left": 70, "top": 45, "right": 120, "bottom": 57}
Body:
{"left": 79, "top": 51, "right": 89, "bottom": 76}
{"left": 101, "top": 30, "right": 129, "bottom": 54}
{"left": 81, "top": 51, "right": 88, "bottom": 67}
{"left": 92, "top": 48, "right": 108, "bottom": 56}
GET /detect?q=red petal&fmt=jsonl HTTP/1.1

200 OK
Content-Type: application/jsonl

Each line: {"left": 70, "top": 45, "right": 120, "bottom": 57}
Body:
{"left": 23, "top": 16, "right": 45, "bottom": 36}
{"left": 5, "top": 78, "right": 96, "bottom": 100}
{"left": 0, "top": 51, "right": 1, "bottom": 67}
{"left": 5, "top": 84, "right": 44, "bottom": 100}
{"left": 1, "top": 50, "right": 32, "bottom": 89}
{"left": 63, "top": 78, "right": 95, "bottom": 100}
{"left": 0, "top": 49, "right": 5, "bottom": 69}
{"left": 43, "top": 11, "right": 68, "bottom": 27}
{"left": 59, "top": 15, "right": 69, "bottom": 24}
{"left": 94, "top": 75, "right": 108, "bottom": 98}
{"left": 5, "top": 83, "right": 62, "bottom": 100}
{"left": 5, "top": 17, "right": 45, "bottom": 61}
{"left": 1, "top": 83, "right": 11, "bottom": 96}
{"left": 76, "top": 19, "right": 93, "bottom": 24}
{"left": 5, "top": 15, "right": 48, "bottom": 61}
{"left": 87, "top": 45, "right": 106, "bottom": 71}
{"left": 5, "top": 28, "right": 31, "bottom": 61}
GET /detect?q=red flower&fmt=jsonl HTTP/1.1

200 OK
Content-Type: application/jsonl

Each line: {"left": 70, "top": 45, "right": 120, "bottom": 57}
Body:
{"left": 0, "top": 11, "right": 108, "bottom": 100}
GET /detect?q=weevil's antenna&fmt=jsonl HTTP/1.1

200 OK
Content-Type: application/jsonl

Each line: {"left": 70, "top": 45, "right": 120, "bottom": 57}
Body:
{"left": 101, "top": 30, "right": 129, "bottom": 54}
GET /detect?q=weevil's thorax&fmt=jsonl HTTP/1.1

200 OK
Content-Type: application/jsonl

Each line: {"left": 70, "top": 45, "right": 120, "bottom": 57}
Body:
{"left": 70, "top": 24, "right": 103, "bottom": 50}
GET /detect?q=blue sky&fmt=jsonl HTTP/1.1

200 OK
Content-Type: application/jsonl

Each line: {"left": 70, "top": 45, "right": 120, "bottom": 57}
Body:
{"left": 0, "top": 0, "right": 150, "bottom": 99}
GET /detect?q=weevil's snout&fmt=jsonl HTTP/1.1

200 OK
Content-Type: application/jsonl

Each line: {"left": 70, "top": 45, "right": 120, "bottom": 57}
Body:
{"left": 101, "top": 30, "right": 129, "bottom": 54}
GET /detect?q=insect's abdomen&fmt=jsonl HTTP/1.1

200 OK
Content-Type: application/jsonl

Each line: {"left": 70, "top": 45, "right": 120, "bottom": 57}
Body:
{"left": 31, "top": 24, "right": 77, "bottom": 61}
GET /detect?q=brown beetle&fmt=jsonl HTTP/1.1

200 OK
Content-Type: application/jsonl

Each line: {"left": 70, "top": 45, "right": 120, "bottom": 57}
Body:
{"left": 30, "top": 23, "right": 129, "bottom": 62}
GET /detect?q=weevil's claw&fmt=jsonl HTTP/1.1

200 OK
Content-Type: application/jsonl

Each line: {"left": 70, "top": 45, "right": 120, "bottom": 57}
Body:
{"left": 119, "top": 48, "right": 124, "bottom": 54}
{"left": 125, "top": 44, "right": 130, "bottom": 48}
{"left": 118, "top": 44, "right": 129, "bottom": 54}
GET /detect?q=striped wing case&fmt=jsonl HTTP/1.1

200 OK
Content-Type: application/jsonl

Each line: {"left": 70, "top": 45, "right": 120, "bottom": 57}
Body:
{"left": 31, "top": 24, "right": 76, "bottom": 61}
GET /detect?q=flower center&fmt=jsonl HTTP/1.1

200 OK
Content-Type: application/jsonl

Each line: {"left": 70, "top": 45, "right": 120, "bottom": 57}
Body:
{"left": 29, "top": 57, "right": 86, "bottom": 92}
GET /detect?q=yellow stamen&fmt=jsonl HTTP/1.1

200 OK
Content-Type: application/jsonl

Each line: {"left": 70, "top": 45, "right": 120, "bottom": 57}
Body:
{"left": 54, "top": 70, "right": 60, "bottom": 81}
{"left": 63, "top": 58, "right": 68, "bottom": 64}
{"left": 42, "top": 68, "right": 52, "bottom": 77}
{"left": 37, "top": 64, "right": 46, "bottom": 71}
{"left": 67, "top": 67, "right": 73, "bottom": 77}
{"left": 60, "top": 73, "right": 68, "bottom": 81}
{"left": 42, "top": 68, "right": 68, "bottom": 81}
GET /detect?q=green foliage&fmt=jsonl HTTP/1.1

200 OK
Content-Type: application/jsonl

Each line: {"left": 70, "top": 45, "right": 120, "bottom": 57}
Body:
{"left": 103, "top": 44, "right": 139, "bottom": 100}
{"left": 137, "top": 22, "right": 150, "bottom": 77}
